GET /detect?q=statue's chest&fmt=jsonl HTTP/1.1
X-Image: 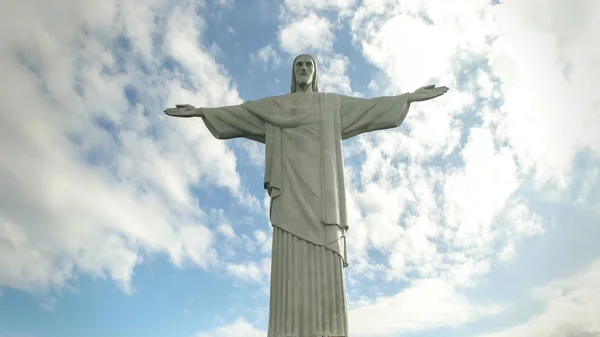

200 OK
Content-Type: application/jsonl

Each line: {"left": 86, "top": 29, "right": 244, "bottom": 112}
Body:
{"left": 281, "top": 94, "right": 321, "bottom": 116}
{"left": 281, "top": 103, "right": 322, "bottom": 138}
{"left": 287, "top": 105, "right": 318, "bottom": 116}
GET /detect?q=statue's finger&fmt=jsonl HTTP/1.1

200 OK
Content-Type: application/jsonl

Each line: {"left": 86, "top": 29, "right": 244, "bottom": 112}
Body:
{"left": 424, "top": 84, "right": 436, "bottom": 89}
{"left": 176, "top": 104, "right": 186, "bottom": 108}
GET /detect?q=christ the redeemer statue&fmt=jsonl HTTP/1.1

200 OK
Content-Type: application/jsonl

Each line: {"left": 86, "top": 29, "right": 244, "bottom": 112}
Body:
{"left": 165, "top": 54, "right": 448, "bottom": 337}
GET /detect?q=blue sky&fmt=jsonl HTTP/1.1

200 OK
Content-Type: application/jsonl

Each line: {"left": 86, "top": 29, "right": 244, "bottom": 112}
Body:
{"left": 0, "top": 0, "right": 599, "bottom": 336}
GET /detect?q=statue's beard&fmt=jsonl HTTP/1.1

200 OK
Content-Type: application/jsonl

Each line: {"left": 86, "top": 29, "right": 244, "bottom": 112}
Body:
{"left": 296, "top": 77, "right": 312, "bottom": 86}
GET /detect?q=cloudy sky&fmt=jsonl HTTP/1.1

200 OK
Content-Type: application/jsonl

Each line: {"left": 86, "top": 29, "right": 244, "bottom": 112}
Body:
{"left": 0, "top": 0, "right": 599, "bottom": 336}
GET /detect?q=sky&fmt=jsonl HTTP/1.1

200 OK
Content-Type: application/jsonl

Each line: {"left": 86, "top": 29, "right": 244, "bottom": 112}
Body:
{"left": 0, "top": 0, "right": 599, "bottom": 336}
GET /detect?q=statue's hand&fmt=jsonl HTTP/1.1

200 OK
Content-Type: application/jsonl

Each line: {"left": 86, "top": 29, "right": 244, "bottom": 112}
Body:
{"left": 408, "top": 84, "right": 449, "bottom": 103}
{"left": 164, "top": 104, "right": 202, "bottom": 118}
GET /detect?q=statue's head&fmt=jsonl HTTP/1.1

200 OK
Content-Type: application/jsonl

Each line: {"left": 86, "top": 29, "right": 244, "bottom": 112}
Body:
{"left": 290, "top": 54, "right": 319, "bottom": 93}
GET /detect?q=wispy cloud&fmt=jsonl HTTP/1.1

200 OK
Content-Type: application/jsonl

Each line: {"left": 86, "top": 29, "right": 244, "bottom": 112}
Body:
{"left": 250, "top": 44, "right": 282, "bottom": 70}
{"left": 0, "top": 0, "right": 255, "bottom": 295}
{"left": 478, "top": 257, "right": 600, "bottom": 337}
{"left": 278, "top": 13, "right": 335, "bottom": 55}
{"left": 349, "top": 279, "right": 504, "bottom": 336}
{"left": 196, "top": 317, "right": 266, "bottom": 337}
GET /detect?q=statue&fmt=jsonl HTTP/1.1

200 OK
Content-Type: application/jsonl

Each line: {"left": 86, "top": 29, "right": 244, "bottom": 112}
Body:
{"left": 164, "top": 54, "right": 448, "bottom": 337}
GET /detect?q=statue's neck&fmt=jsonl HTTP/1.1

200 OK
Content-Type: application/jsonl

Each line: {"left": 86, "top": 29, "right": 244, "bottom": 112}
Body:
{"left": 295, "top": 83, "right": 314, "bottom": 93}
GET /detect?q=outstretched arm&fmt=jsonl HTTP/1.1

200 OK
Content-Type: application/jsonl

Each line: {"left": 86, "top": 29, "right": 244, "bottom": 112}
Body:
{"left": 407, "top": 84, "right": 448, "bottom": 103}
{"left": 340, "top": 84, "right": 449, "bottom": 139}
{"left": 165, "top": 104, "right": 204, "bottom": 117}
{"left": 164, "top": 103, "right": 266, "bottom": 143}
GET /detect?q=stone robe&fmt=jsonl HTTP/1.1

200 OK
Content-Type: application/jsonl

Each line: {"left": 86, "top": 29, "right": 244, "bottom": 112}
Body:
{"left": 200, "top": 92, "right": 410, "bottom": 337}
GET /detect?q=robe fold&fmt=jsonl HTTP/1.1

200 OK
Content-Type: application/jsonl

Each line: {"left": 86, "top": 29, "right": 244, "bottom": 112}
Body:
{"left": 199, "top": 92, "right": 410, "bottom": 337}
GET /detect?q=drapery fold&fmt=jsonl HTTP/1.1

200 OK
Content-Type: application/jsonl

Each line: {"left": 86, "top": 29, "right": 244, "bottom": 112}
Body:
{"left": 268, "top": 227, "right": 348, "bottom": 337}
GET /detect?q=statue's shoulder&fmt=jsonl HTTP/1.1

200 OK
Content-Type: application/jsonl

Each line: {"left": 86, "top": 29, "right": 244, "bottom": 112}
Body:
{"left": 246, "top": 93, "right": 291, "bottom": 104}
{"left": 270, "top": 93, "right": 294, "bottom": 101}
{"left": 245, "top": 93, "right": 342, "bottom": 106}
{"left": 323, "top": 92, "right": 344, "bottom": 100}
{"left": 241, "top": 94, "right": 293, "bottom": 111}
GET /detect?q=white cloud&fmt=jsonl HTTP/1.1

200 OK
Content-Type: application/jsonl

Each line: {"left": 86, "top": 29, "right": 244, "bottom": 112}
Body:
{"left": 211, "top": 208, "right": 237, "bottom": 241}
{"left": 478, "top": 257, "right": 600, "bottom": 337}
{"left": 253, "top": 230, "right": 272, "bottom": 255}
{"left": 225, "top": 258, "right": 271, "bottom": 283}
{"left": 250, "top": 44, "right": 282, "bottom": 69}
{"left": 40, "top": 296, "right": 58, "bottom": 312}
{"left": 215, "top": 0, "right": 234, "bottom": 9}
{"left": 217, "top": 224, "right": 236, "bottom": 239}
{"left": 477, "top": 68, "right": 495, "bottom": 98}
{"left": 196, "top": 318, "right": 266, "bottom": 337}
{"left": 488, "top": 0, "right": 600, "bottom": 188}
{"left": 349, "top": 278, "right": 503, "bottom": 336}
{"left": 443, "top": 128, "right": 520, "bottom": 248}
{"left": 0, "top": 0, "right": 253, "bottom": 295}
{"left": 317, "top": 53, "right": 359, "bottom": 96}
{"left": 376, "top": 94, "right": 467, "bottom": 162}
{"left": 278, "top": 14, "right": 335, "bottom": 55}
{"left": 343, "top": 124, "right": 544, "bottom": 289}
{"left": 575, "top": 167, "right": 600, "bottom": 218}
{"left": 357, "top": 14, "right": 458, "bottom": 92}
{"left": 351, "top": 0, "right": 492, "bottom": 92}
{"left": 283, "top": 0, "right": 356, "bottom": 13}
{"left": 237, "top": 141, "right": 266, "bottom": 168}
{"left": 497, "top": 239, "right": 516, "bottom": 261}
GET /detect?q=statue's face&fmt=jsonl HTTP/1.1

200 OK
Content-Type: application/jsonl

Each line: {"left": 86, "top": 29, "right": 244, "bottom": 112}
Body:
{"left": 294, "top": 55, "right": 315, "bottom": 86}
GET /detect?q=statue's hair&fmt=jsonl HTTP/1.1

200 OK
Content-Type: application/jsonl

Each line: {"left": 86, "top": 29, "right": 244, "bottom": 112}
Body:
{"left": 290, "top": 54, "right": 319, "bottom": 93}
